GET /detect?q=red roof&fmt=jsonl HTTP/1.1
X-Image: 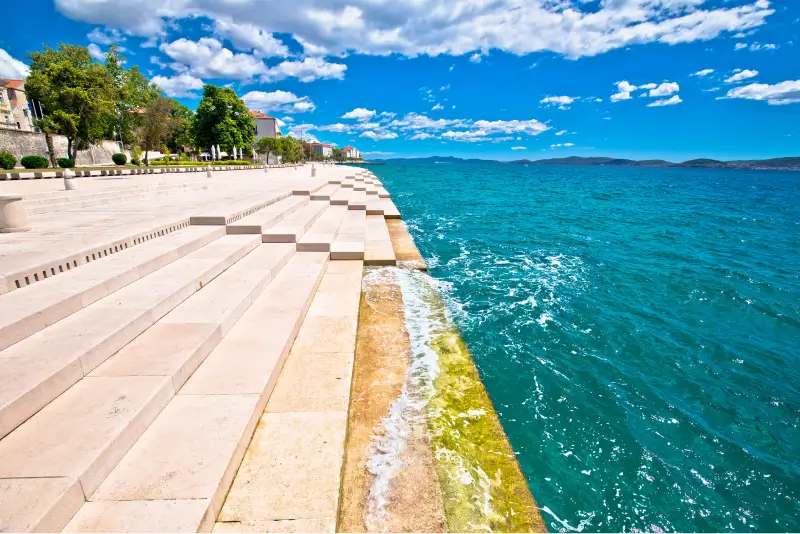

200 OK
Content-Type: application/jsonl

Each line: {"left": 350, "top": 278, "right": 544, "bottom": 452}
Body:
{"left": 1, "top": 79, "right": 24, "bottom": 89}
{"left": 249, "top": 110, "right": 275, "bottom": 120}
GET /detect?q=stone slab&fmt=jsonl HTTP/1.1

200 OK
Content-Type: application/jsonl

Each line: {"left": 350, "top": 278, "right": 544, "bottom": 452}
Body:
{"left": 64, "top": 499, "right": 214, "bottom": 533}
{"left": 0, "top": 477, "right": 84, "bottom": 533}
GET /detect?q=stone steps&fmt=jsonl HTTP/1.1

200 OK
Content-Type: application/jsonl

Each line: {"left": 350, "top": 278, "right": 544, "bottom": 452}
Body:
{"left": 0, "top": 235, "right": 260, "bottom": 440}
{"left": 364, "top": 214, "right": 397, "bottom": 266}
{"left": 262, "top": 201, "right": 329, "bottom": 243}
{"left": 0, "top": 226, "right": 226, "bottom": 351}
{"left": 225, "top": 195, "right": 309, "bottom": 235}
{"left": 309, "top": 184, "right": 339, "bottom": 201}
{"left": 330, "top": 187, "right": 353, "bottom": 205}
{"left": 331, "top": 209, "right": 366, "bottom": 260}
{"left": 63, "top": 252, "right": 329, "bottom": 532}
{"left": 297, "top": 205, "right": 349, "bottom": 252}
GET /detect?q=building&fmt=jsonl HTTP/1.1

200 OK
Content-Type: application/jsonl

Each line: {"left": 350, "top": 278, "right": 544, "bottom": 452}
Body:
{"left": 249, "top": 110, "right": 281, "bottom": 144}
{"left": 341, "top": 145, "right": 361, "bottom": 159}
{"left": 0, "top": 80, "right": 35, "bottom": 131}
{"left": 310, "top": 142, "right": 333, "bottom": 158}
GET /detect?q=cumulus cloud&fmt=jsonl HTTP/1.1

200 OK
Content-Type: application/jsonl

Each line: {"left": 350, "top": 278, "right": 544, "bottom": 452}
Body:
{"left": 611, "top": 81, "right": 638, "bottom": 101}
{"left": 735, "top": 42, "right": 777, "bottom": 51}
{"left": 87, "top": 27, "right": 125, "bottom": 45}
{"left": 152, "top": 73, "right": 204, "bottom": 97}
{"left": 720, "top": 80, "right": 800, "bottom": 105}
{"left": 317, "top": 123, "right": 352, "bottom": 132}
{"left": 409, "top": 132, "right": 434, "bottom": 140}
{"left": 361, "top": 130, "right": 398, "bottom": 140}
{"left": 261, "top": 57, "right": 347, "bottom": 82}
{"left": 213, "top": 19, "right": 289, "bottom": 58}
{"left": 0, "top": 48, "right": 28, "bottom": 79}
{"left": 540, "top": 95, "right": 576, "bottom": 108}
{"left": 551, "top": 143, "right": 575, "bottom": 148}
{"left": 341, "top": 108, "right": 376, "bottom": 121}
{"left": 511, "top": 146, "right": 526, "bottom": 150}
{"left": 647, "top": 95, "right": 683, "bottom": 106}
{"left": 88, "top": 43, "right": 106, "bottom": 60}
{"left": 53, "top": 0, "right": 775, "bottom": 60}
{"left": 161, "top": 38, "right": 266, "bottom": 80}
{"left": 431, "top": 103, "right": 444, "bottom": 110}
{"left": 555, "top": 130, "right": 568, "bottom": 136}
{"left": 649, "top": 82, "right": 680, "bottom": 97}
{"left": 725, "top": 69, "right": 759, "bottom": 83}
{"left": 692, "top": 68, "right": 715, "bottom": 76}
{"left": 242, "top": 90, "right": 316, "bottom": 113}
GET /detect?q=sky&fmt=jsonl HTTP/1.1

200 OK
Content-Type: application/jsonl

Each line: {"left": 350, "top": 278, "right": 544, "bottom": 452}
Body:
{"left": 1, "top": 0, "right": 798, "bottom": 161}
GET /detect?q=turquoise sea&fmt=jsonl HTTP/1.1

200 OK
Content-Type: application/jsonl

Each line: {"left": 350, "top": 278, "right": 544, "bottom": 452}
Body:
{"left": 372, "top": 161, "right": 799, "bottom": 533}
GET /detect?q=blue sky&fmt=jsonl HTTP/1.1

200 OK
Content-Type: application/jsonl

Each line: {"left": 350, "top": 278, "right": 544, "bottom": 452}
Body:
{"left": 1, "top": 0, "right": 798, "bottom": 161}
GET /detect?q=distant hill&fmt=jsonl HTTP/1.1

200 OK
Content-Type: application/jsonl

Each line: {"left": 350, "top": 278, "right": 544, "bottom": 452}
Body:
{"left": 381, "top": 155, "right": 800, "bottom": 170}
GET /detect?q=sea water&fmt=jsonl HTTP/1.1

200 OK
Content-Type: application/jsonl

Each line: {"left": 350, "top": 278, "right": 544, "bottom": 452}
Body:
{"left": 372, "top": 161, "right": 799, "bottom": 532}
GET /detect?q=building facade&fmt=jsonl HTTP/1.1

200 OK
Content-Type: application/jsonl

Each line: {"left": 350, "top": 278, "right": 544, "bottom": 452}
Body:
{"left": 0, "top": 80, "right": 35, "bottom": 132}
{"left": 310, "top": 142, "right": 333, "bottom": 158}
{"left": 249, "top": 110, "right": 282, "bottom": 144}
{"left": 342, "top": 145, "right": 361, "bottom": 159}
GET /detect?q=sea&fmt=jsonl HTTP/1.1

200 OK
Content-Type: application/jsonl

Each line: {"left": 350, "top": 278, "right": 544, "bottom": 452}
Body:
{"left": 371, "top": 161, "right": 800, "bottom": 533}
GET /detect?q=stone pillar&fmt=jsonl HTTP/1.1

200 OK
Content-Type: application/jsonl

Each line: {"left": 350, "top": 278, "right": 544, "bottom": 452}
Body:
{"left": 63, "top": 168, "right": 77, "bottom": 191}
{"left": 0, "top": 196, "right": 31, "bottom": 233}
{"left": 311, "top": 164, "right": 316, "bottom": 177}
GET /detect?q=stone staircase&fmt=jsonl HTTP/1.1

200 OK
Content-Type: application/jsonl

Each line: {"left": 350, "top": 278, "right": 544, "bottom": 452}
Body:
{"left": 0, "top": 167, "right": 401, "bottom": 532}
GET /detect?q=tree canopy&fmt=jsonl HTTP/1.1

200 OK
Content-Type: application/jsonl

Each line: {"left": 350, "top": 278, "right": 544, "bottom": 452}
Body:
{"left": 136, "top": 97, "right": 176, "bottom": 165}
{"left": 26, "top": 44, "right": 116, "bottom": 159}
{"left": 103, "top": 45, "right": 160, "bottom": 146}
{"left": 192, "top": 85, "right": 254, "bottom": 153}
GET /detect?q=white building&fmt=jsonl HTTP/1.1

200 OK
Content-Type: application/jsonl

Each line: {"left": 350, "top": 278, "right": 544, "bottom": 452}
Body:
{"left": 250, "top": 110, "right": 282, "bottom": 143}
{"left": 310, "top": 142, "right": 333, "bottom": 158}
{"left": 342, "top": 145, "right": 361, "bottom": 159}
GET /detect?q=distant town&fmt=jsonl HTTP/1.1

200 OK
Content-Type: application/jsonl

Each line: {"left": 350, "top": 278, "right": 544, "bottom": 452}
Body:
{"left": 0, "top": 44, "right": 363, "bottom": 172}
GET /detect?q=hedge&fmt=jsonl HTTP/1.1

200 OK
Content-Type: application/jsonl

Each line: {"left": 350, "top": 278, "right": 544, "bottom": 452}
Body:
{"left": 20, "top": 155, "right": 49, "bottom": 169}
{"left": 0, "top": 151, "right": 16, "bottom": 170}
{"left": 112, "top": 153, "right": 127, "bottom": 165}
{"left": 57, "top": 158, "right": 75, "bottom": 168}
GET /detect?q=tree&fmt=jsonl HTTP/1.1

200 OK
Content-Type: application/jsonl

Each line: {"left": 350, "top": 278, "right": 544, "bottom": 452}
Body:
{"left": 136, "top": 97, "right": 175, "bottom": 165}
{"left": 256, "top": 136, "right": 281, "bottom": 163}
{"left": 165, "top": 101, "right": 195, "bottom": 156}
{"left": 280, "top": 137, "right": 303, "bottom": 163}
{"left": 35, "top": 115, "right": 59, "bottom": 168}
{"left": 103, "top": 45, "right": 160, "bottom": 146}
{"left": 26, "top": 44, "right": 116, "bottom": 160}
{"left": 300, "top": 139, "right": 314, "bottom": 162}
{"left": 192, "top": 85, "right": 254, "bottom": 155}
{"left": 332, "top": 148, "right": 343, "bottom": 162}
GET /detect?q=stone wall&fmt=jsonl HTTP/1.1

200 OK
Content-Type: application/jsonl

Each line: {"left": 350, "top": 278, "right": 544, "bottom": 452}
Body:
{"left": 0, "top": 128, "right": 130, "bottom": 167}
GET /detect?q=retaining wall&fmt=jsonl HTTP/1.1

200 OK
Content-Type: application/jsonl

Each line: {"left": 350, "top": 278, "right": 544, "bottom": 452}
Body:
{"left": 0, "top": 129, "right": 130, "bottom": 166}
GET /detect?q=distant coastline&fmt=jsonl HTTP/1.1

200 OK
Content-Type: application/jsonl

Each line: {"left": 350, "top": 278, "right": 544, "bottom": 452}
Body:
{"left": 378, "top": 155, "right": 800, "bottom": 171}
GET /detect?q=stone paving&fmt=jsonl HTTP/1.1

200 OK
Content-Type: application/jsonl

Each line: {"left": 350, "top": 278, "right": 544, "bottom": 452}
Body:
{"left": 0, "top": 165, "right": 401, "bottom": 532}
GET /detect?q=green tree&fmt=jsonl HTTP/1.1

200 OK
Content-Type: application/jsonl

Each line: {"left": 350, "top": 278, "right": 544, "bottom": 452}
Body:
{"left": 281, "top": 137, "right": 303, "bottom": 163}
{"left": 34, "top": 115, "right": 59, "bottom": 168}
{"left": 332, "top": 147, "right": 343, "bottom": 162}
{"left": 192, "top": 85, "right": 254, "bottom": 155}
{"left": 136, "top": 97, "right": 175, "bottom": 165}
{"left": 256, "top": 136, "right": 281, "bottom": 163}
{"left": 300, "top": 139, "right": 313, "bottom": 162}
{"left": 26, "top": 44, "right": 116, "bottom": 160}
{"left": 166, "top": 101, "right": 195, "bottom": 156}
{"left": 103, "top": 45, "right": 160, "bottom": 146}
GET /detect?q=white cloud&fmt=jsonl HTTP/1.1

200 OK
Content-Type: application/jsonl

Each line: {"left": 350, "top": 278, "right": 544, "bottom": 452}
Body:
{"left": 213, "top": 19, "right": 289, "bottom": 58}
{"left": 361, "top": 130, "right": 398, "bottom": 140}
{"left": 431, "top": 103, "right": 443, "bottom": 110}
{"left": 161, "top": 38, "right": 266, "bottom": 80}
{"left": 735, "top": 41, "right": 777, "bottom": 51}
{"left": 87, "top": 43, "right": 106, "bottom": 60}
{"left": 439, "top": 84, "right": 450, "bottom": 91}
{"left": 725, "top": 69, "right": 759, "bottom": 83}
{"left": 647, "top": 95, "right": 683, "bottom": 106}
{"left": 472, "top": 119, "right": 549, "bottom": 136}
{"left": 55, "top": 0, "right": 774, "bottom": 61}
{"left": 442, "top": 130, "right": 489, "bottom": 142}
{"left": 390, "top": 112, "right": 458, "bottom": 130}
{"left": 341, "top": 108, "right": 376, "bottom": 121}
{"left": 555, "top": 130, "right": 568, "bottom": 136}
{"left": 611, "top": 81, "right": 637, "bottom": 102}
{"left": 409, "top": 132, "right": 434, "bottom": 140}
{"left": 692, "top": 68, "right": 715, "bottom": 76}
{"left": 511, "top": 146, "right": 526, "bottom": 150}
{"left": 649, "top": 82, "right": 680, "bottom": 97}
{"left": 261, "top": 57, "right": 347, "bottom": 83}
{"left": 242, "top": 90, "right": 316, "bottom": 113}
{"left": 276, "top": 118, "right": 286, "bottom": 127}
{"left": 317, "top": 123, "right": 352, "bottom": 132}
{"left": 720, "top": 80, "right": 800, "bottom": 105}
{"left": 550, "top": 143, "right": 575, "bottom": 148}
{"left": 87, "top": 27, "right": 125, "bottom": 45}
{"left": 0, "top": 48, "right": 28, "bottom": 79}
{"left": 152, "top": 73, "right": 204, "bottom": 97}
{"left": 540, "top": 95, "right": 576, "bottom": 107}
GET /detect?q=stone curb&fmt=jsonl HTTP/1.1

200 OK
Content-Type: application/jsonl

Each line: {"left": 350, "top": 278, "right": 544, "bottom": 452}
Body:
{"left": 0, "top": 164, "right": 304, "bottom": 181}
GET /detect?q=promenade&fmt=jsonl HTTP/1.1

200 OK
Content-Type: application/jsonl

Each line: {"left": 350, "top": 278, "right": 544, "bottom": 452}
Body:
{"left": 0, "top": 165, "right": 401, "bottom": 532}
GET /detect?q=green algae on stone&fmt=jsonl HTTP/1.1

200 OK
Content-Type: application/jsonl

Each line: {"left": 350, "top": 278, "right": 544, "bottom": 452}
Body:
{"left": 409, "top": 273, "right": 546, "bottom": 533}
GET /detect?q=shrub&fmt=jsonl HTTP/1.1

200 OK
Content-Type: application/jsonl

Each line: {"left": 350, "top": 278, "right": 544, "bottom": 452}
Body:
{"left": 212, "top": 160, "right": 252, "bottom": 166}
{"left": 111, "top": 153, "right": 127, "bottom": 165}
{"left": 0, "top": 151, "right": 17, "bottom": 170}
{"left": 57, "top": 158, "right": 75, "bottom": 168}
{"left": 131, "top": 157, "right": 140, "bottom": 166}
{"left": 20, "top": 155, "right": 48, "bottom": 169}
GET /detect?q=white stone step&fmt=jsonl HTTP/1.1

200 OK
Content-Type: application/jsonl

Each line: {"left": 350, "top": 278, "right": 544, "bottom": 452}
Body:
{"left": 0, "top": 235, "right": 260, "bottom": 440}
{"left": 261, "top": 201, "right": 328, "bottom": 243}
{"left": 348, "top": 191, "right": 368, "bottom": 211}
{"left": 297, "top": 205, "right": 348, "bottom": 252}
{"left": 190, "top": 191, "right": 290, "bottom": 225}
{"left": 225, "top": 195, "right": 308, "bottom": 235}
{"left": 330, "top": 210, "right": 366, "bottom": 260}
{"left": 309, "top": 184, "right": 339, "bottom": 200}
{"left": 330, "top": 188, "right": 353, "bottom": 206}
{"left": 64, "top": 252, "right": 329, "bottom": 533}
{"left": 364, "top": 215, "right": 397, "bottom": 266}
{"left": 0, "top": 226, "right": 226, "bottom": 352}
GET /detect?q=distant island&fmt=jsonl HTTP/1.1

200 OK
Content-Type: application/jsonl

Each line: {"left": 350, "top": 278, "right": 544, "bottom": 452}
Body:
{"left": 379, "top": 155, "right": 800, "bottom": 171}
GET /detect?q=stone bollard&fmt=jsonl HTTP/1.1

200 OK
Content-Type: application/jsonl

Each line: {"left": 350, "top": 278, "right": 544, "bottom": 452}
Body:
{"left": 207, "top": 167, "right": 213, "bottom": 178}
{"left": 0, "top": 195, "right": 32, "bottom": 233}
{"left": 63, "top": 168, "right": 77, "bottom": 191}
{"left": 311, "top": 164, "right": 316, "bottom": 177}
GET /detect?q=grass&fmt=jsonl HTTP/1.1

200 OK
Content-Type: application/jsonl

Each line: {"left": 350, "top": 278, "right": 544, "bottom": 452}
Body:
{"left": 0, "top": 163, "right": 258, "bottom": 174}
